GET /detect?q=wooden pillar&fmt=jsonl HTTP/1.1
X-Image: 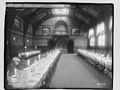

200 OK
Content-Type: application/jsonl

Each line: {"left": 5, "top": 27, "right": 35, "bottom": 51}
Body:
{"left": 23, "top": 21, "right": 29, "bottom": 52}
{"left": 94, "top": 25, "right": 97, "bottom": 53}
{"left": 87, "top": 30, "right": 90, "bottom": 50}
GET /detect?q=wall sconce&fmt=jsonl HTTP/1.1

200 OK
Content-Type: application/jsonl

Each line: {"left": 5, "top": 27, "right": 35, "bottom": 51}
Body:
{"left": 27, "top": 40, "right": 29, "bottom": 42}
{"left": 25, "top": 46, "right": 27, "bottom": 49}
{"left": 13, "top": 37, "right": 16, "bottom": 40}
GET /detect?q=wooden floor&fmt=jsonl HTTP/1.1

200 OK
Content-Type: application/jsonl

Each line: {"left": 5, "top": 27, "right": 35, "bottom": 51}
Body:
{"left": 50, "top": 54, "right": 112, "bottom": 88}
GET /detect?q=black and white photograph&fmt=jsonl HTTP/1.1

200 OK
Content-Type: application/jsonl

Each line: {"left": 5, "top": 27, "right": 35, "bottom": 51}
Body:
{"left": 3, "top": 2, "right": 114, "bottom": 90}
{"left": 13, "top": 16, "right": 23, "bottom": 31}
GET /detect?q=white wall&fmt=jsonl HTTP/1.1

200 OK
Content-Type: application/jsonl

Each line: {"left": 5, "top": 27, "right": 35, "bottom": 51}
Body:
{"left": 74, "top": 36, "right": 88, "bottom": 49}
{"left": 33, "top": 39, "right": 48, "bottom": 46}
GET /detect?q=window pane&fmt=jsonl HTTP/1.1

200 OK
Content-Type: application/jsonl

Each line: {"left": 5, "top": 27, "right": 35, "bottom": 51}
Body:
{"left": 102, "top": 34, "right": 105, "bottom": 46}
{"left": 90, "top": 37, "right": 95, "bottom": 46}
{"left": 52, "top": 8, "right": 69, "bottom": 15}
{"left": 89, "top": 28, "right": 94, "bottom": 37}
{"left": 97, "top": 34, "right": 106, "bottom": 46}
{"left": 109, "top": 16, "right": 112, "bottom": 30}
{"left": 97, "top": 22, "right": 105, "bottom": 35}
{"left": 98, "top": 35, "right": 101, "bottom": 46}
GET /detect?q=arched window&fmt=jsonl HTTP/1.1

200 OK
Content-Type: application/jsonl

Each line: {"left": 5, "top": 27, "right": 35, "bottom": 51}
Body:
{"left": 52, "top": 8, "right": 69, "bottom": 15}
{"left": 88, "top": 28, "right": 95, "bottom": 46}
{"left": 90, "top": 37, "right": 95, "bottom": 46}
{"left": 97, "top": 22, "right": 106, "bottom": 46}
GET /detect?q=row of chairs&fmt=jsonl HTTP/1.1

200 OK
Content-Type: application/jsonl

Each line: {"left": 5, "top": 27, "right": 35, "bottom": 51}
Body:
{"left": 18, "top": 50, "right": 40, "bottom": 58}
{"left": 7, "top": 48, "right": 61, "bottom": 89}
{"left": 77, "top": 49, "right": 112, "bottom": 78}
{"left": 28, "top": 49, "right": 61, "bottom": 88}
{"left": 40, "top": 55, "right": 60, "bottom": 88}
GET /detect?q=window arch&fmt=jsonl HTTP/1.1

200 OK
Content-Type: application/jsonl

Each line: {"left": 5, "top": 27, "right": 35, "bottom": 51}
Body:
{"left": 97, "top": 22, "right": 106, "bottom": 46}
{"left": 88, "top": 28, "right": 95, "bottom": 46}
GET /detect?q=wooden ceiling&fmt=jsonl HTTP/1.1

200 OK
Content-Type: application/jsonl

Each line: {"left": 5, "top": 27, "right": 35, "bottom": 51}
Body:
{"left": 6, "top": 3, "right": 113, "bottom": 31}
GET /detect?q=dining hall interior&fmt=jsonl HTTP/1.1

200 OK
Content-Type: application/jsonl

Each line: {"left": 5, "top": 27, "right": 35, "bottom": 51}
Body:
{"left": 5, "top": 3, "right": 113, "bottom": 89}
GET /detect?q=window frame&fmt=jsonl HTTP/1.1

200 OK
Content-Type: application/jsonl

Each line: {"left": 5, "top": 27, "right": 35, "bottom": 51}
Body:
{"left": 97, "top": 22, "right": 106, "bottom": 47}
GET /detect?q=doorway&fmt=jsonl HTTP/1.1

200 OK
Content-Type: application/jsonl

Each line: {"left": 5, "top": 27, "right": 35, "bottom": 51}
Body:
{"left": 53, "top": 36, "right": 68, "bottom": 53}
{"left": 67, "top": 39, "right": 74, "bottom": 53}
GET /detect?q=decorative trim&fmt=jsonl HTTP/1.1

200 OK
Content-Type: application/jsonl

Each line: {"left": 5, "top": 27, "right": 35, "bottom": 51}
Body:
{"left": 42, "top": 27, "right": 51, "bottom": 35}
{"left": 71, "top": 27, "right": 80, "bottom": 35}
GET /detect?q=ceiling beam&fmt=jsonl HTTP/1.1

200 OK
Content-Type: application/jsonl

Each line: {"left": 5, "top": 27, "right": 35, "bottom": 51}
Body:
{"left": 6, "top": 4, "right": 71, "bottom": 8}
{"left": 33, "top": 14, "right": 87, "bottom": 27}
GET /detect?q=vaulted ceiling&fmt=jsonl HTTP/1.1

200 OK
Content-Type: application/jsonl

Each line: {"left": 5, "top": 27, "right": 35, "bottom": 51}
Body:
{"left": 6, "top": 3, "right": 113, "bottom": 33}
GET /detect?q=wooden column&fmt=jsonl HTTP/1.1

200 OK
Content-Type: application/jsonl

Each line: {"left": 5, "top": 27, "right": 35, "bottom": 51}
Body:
{"left": 23, "top": 21, "right": 29, "bottom": 52}
{"left": 94, "top": 25, "right": 97, "bottom": 53}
